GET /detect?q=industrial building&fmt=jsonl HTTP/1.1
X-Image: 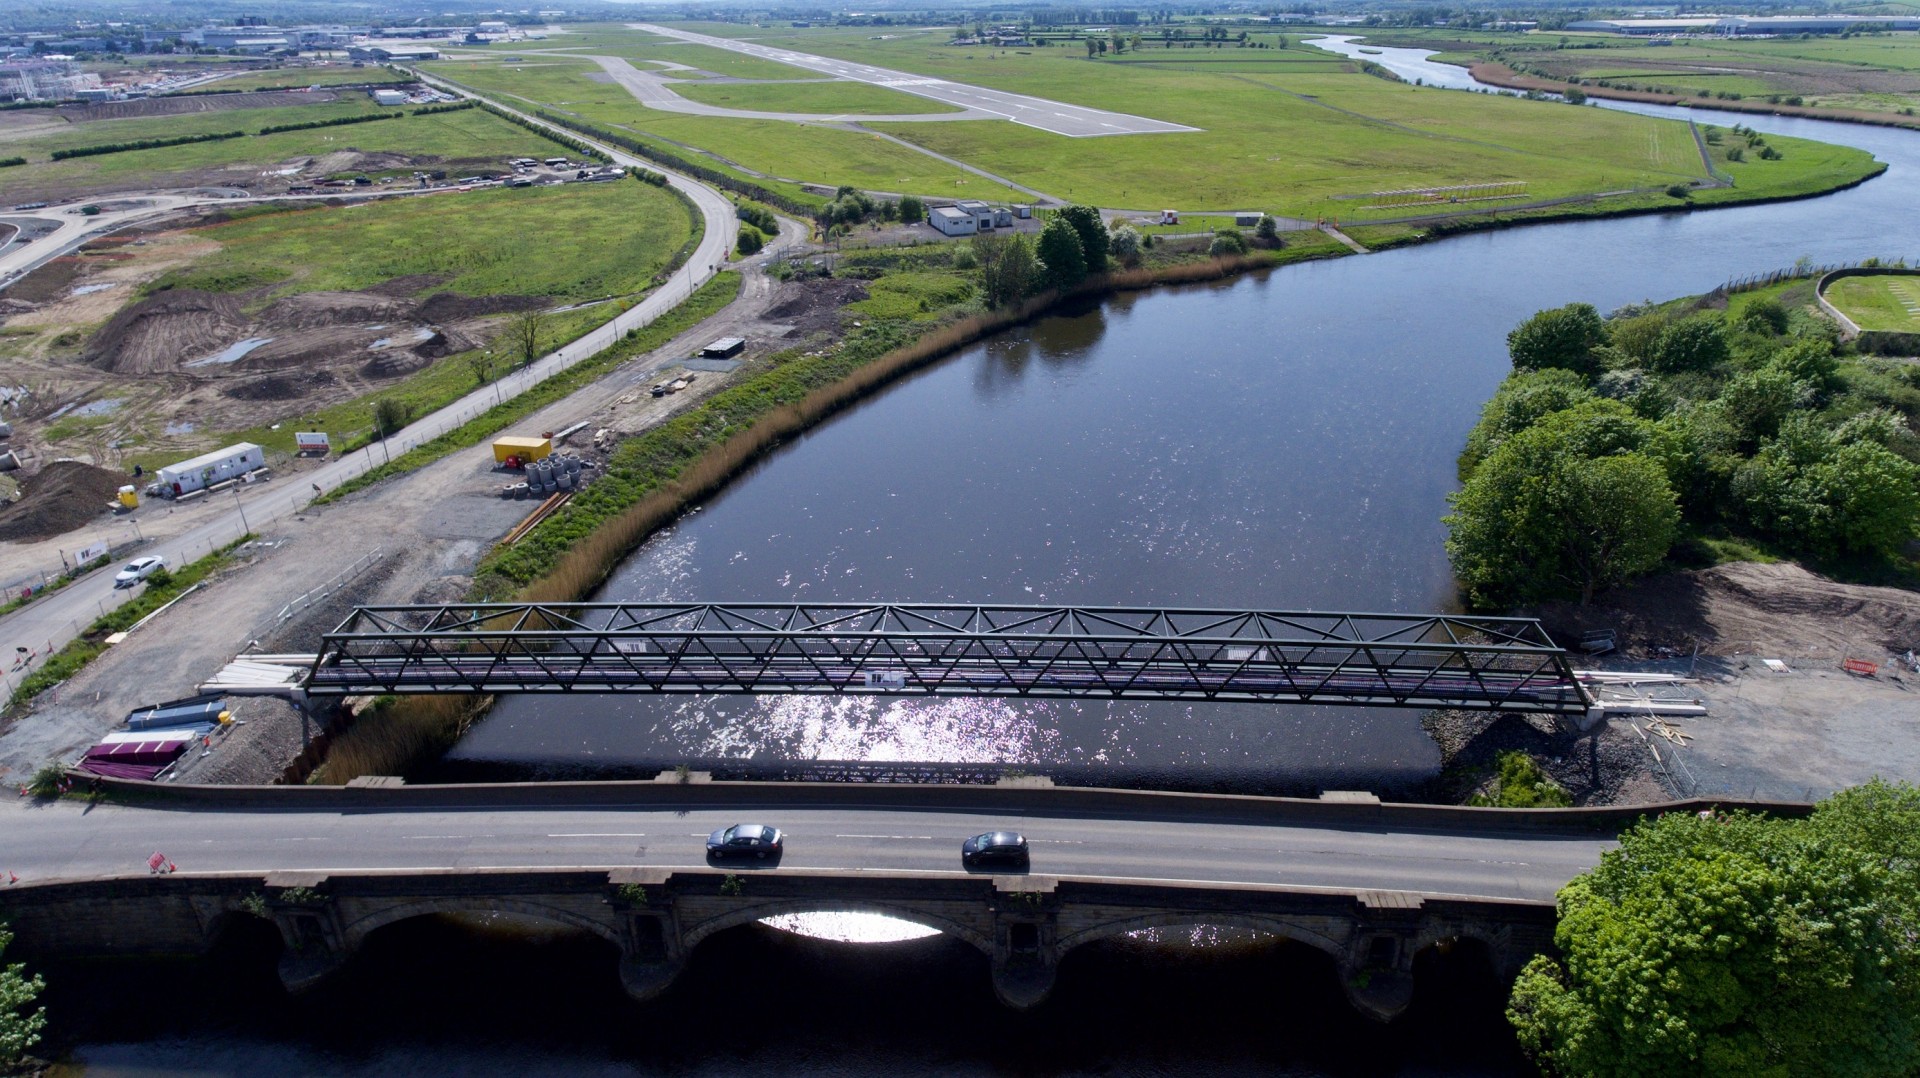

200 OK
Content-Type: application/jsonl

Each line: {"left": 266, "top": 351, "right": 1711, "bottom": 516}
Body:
{"left": 347, "top": 44, "right": 442, "bottom": 62}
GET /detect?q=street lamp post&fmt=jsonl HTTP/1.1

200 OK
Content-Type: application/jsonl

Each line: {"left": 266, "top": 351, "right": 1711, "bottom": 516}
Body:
{"left": 231, "top": 483, "right": 250, "bottom": 535}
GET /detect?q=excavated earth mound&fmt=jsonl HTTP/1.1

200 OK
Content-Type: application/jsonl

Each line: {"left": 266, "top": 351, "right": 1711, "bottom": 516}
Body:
{"left": 0, "top": 460, "right": 126, "bottom": 542}
{"left": 84, "top": 289, "right": 247, "bottom": 374}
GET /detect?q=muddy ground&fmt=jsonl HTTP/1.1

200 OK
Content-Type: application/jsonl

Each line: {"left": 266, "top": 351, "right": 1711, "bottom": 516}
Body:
{"left": 0, "top": 210, "right": 535, "bottom": 477}
{"left": 0, "top": 240, "right": 846, "bottom": 787}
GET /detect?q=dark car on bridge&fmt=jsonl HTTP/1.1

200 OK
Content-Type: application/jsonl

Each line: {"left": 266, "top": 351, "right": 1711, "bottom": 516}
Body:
{"left": 707, "top": 823, "right": 784, "bottom": 860}
{"left": 961, "top": 832, "right": 1029, "bottom": 869}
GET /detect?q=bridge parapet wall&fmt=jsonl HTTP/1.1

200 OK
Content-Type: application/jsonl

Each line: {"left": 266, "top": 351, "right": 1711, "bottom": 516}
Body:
{"left": 0, "top": 867, "right": 1556, "bottom": 1022}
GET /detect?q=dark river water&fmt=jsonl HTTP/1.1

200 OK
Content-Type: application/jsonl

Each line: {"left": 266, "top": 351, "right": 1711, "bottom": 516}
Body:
{"left": 51, "top": 55, "right": 1920, "bottom": 1077}
{"left": 453, "top": 73, "right": 1920, "bottom": 795}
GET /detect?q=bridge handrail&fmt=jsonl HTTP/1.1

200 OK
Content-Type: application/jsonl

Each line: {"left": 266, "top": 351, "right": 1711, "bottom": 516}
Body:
{"left": 72, "top": 773, "right": 1813, "bottom": 834}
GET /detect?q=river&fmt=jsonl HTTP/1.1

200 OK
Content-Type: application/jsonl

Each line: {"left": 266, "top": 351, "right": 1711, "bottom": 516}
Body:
{"left": 452, "top": 60, "right": 1917, "bottom": 794}
{"left": 50, "top": 49, "right": 1920, "bottom": 1078}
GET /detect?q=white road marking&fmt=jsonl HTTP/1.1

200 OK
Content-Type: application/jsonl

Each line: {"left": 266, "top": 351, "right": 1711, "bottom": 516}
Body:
{"left": 547, "top": 832, "right": 648, "bottom": 838}
{"left": 836, "top": 834, "right": 934, "bottom": 840}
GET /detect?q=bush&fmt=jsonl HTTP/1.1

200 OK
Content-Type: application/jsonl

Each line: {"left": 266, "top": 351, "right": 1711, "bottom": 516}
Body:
{"left": 1468, "top": 751, "right": 1572, "bottom": 807}
{"left": 1649, "top": 315, "right": 1728, "bottom": 374}
{"left": 0, "top": 921, "right": 47, "bottom": 1067}
{"left": 1508, "top": 303, "right": 1607, "bottom": 378}
{"left": 1207, "top": 229, "right": 1248, "bottom": 257}
{"left": 735, "top": 227, "right": 765, "bottom": 256}
{"left": 898, "top": 194, "right": 924, "bottom": 223}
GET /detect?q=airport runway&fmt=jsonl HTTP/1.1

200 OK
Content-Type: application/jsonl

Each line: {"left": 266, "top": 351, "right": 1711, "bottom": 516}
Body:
{"left": 630, "top": 23, "right": 1200, "bottom": 138}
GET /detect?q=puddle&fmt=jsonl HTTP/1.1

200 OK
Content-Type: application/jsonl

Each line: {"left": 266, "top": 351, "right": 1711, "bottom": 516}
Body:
{"left": 367, "top": 328, "right": 435, "bottom": 350}
{"left": 47, "top": 398, "right": 124, "bottom": 420}
{"left": 165, "top": 421, "right": 196, "bottom": 435}
{"left": 71, "top": 283, "right": 117, "bottom": 296}
{"left": 185, "top": 337, "right": 274, "bottom": 367}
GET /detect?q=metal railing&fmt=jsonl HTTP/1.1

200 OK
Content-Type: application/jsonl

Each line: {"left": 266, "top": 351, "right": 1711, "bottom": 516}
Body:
{"left": 272, "top": 547, "right": 384, "bottom": 627}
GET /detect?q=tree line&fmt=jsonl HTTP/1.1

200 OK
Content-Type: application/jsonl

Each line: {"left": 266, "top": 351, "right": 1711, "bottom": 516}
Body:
{"left": 1511, "top": 780, "right": 1920, "bottom": 1077}
{"left": 1446, "top": 290, "right": 1920, "bottom": 607}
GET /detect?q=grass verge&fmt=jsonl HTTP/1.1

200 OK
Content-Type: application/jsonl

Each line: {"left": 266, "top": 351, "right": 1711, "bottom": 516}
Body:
{"left": 317, "top": 272, "right": 742, "bottom": 503}
{"left": 6, "top": 536, "right": 253, "bottom": 709}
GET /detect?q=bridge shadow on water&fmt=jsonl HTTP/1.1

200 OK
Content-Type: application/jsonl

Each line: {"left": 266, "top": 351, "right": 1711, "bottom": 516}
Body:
{"left": 37, "top": 910, "right": 1531, "bottom": 1076}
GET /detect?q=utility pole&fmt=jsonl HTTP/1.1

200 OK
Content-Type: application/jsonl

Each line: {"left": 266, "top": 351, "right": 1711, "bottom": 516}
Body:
{"left": 231, "top": 483, "right": 250, "bottom": 534}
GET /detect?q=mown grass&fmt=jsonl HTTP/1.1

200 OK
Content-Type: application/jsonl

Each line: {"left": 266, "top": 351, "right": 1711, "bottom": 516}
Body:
{"left": 1826, "top": 274, "right": 1920, "bottom": 332}
{"left": 7, "top": 537, "right": 251, "bottom": 708}
{"left": 315, "top": 270, "right": 741, "bottom": 501}
{"left": 0, "top": 94, "right": 387, "bottom": 157}
{"left": 602, "top": 22, "right": 1883, "bottom": 214}
{"left": 423, "top": 56, "right": 1029, "bottom": 201}
{"left": 671, "top": 77, "right": 965, "bottom": 115}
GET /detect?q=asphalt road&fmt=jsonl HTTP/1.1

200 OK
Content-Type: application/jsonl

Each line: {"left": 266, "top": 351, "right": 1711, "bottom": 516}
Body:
{"left": 0, "top": 798, "right": 1611, "bottom": 901}
{"left": 631, "top": 23, "right": 1199, "bottom": 138}
{"left": 0, "top": 85, "right": 739, "bottom": 706}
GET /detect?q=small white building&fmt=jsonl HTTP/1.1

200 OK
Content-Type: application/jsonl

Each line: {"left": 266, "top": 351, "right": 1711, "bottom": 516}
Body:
{"left": 954, "top": 199, "right": 995, "bottom": 229}
{"left": 371, "top": 88, "right": 407, "bottom": 106}
{"left": 928, "top": 206, "right": 977, "bottom": 237}
{"left": 156, "top": 443, "right": 265, "bottom": 498}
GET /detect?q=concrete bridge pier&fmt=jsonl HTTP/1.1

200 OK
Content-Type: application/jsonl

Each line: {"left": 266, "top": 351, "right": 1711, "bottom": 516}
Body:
{"left": 990, "top": 876, "right": 1058, "bottom": 1009}
{"left": 263, "top": 873, "right": 350, "bottom": 996}
{"left": 610, "top": 869, "right": 687, "bottom": 1003}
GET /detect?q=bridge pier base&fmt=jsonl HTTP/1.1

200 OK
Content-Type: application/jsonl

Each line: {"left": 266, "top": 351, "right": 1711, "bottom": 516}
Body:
{"left": 991, "top": 879, "right": 1059, "bottom": 1009}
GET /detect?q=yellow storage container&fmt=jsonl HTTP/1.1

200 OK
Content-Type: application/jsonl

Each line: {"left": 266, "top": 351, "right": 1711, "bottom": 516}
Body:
{"left": 492, "top": 436, "right": 552, "bottom": 464}
{"left": 117, "top": 485, "right": 139, "bottom": 508}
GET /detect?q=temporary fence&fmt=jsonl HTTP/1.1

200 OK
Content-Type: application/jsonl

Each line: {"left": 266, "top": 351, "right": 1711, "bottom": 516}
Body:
{"left": 270, "top": 546, "right": 386, "bottom": 628}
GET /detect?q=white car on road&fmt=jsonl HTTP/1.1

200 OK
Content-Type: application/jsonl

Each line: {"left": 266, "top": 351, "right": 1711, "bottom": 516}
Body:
{"left": 113, "top": 555, "right": 166, "bottom": 589}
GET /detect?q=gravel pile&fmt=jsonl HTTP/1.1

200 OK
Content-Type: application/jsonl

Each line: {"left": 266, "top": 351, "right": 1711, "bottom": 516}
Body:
{"left": 0, "top": 460, "right": 127, "bottom": 542}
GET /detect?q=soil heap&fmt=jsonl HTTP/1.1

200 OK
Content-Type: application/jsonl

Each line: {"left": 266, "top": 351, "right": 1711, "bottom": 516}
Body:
{"left": 0, "top": 460, "right": 127, "bottom": 542}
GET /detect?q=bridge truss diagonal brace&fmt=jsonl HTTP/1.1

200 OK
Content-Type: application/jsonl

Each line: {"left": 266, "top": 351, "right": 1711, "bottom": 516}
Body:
{"left": 306, "top": 603, "right": 1589, "bottom": 715}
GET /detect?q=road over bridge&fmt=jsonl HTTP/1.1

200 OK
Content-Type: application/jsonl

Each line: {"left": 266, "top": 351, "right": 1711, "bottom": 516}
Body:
{"left": 0, "top": 780, "right": 1746, "bottom": 1019}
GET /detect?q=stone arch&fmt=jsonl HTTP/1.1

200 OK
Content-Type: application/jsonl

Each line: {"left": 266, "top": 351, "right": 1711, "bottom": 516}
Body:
{"left": 679, "top": 901, "right": 995, "bottom": 956}
{"left": 1057, "top": 912, "right": 1348, "bottom": 964}
{"left": 1410, "top": 931, "right": 1504, "bottom": 980}
{"left": 341, "top": 898, "right": 622, "bottom": 950}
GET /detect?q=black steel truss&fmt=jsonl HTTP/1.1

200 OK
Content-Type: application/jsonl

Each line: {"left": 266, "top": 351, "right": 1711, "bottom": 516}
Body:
{"left": 307, "top": 603, "right": 1589, "bottom": 714}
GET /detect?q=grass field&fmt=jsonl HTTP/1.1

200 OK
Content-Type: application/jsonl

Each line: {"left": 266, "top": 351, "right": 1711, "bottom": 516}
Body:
{"left": 0, "top": 105, "right": 579, "bottom": 199}
{"left": 425, "top": 56, "right": 1028, "bottom": 200}
{"left": 671, "top": 78, "right": 964, "bottom": 115}
{"left": 181, "top": 179, "right": 691, "bottom": 302}
{"left": 426, "top": 22, "right": 1881, "bottom": 217}
{"left": 0, "top": 94, "right": 386, "bottom": 157}
{"left": 184, "top": 66, "right": 411, "bottom": 92}
{"left": 1825, "top": 274, "right": 1920, "bottom": 331}
{"left": 1368, "top": 29, "right": 1920, "bottom": 117}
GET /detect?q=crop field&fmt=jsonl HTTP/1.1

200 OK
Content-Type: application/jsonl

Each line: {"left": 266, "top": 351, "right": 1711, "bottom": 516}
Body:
{"left": 671, "top": 78, "right": 963, "bottom": 115}
{"left": 1825, "top": 274, "right": 1920, "bottom": 332}
{"left": 0, "top": 105, "right": 577, "bottom": 202}
{"left": 1, "top": 179, "right": 694, "bottom": 464}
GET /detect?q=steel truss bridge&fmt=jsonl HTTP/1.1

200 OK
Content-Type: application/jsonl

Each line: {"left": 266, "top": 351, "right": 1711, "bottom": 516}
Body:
{"left": 306, "top": 603, "right": 1591, "bottom": 715}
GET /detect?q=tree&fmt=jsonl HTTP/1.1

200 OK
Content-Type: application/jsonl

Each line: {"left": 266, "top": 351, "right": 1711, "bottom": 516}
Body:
{"left": 1036, "top": 215, "right": 1087, "bottom": 290}
{"left": 1086, "top": 36, "right": 1098, "bottom": 58}
{"left": 1459, "top": 367, "right": 1596, "bottom": 477}
{"left": 1509, "top": 783, "right": 1920, "bottom": 1078}
{"left": 1649, "top": 315, "right": 1729, "bottom": 374}
{"left": 1445, "top": 401, "right": 1679, "bottom": 606}
{"left": 1109, "top": 224, "right": 1142, "bottom": 265}
{"left": 463, "top": 350, "right": 495, "bottom": 387}
{"left": 511, "top": 306, "right": 545, "bottom": 368}
{"left": 1208, "top": 228, "right": 1248, "bottom": 257}
{"left": 0, "top": 922, "right": 46, "bottom": 1067}
{"left": 1735, "top": 297, "right": 1790, "bottom": 335}
{"left": 972, "top": 232, "right": 1039, "bottom": 308}
{"left": 1507, "top": 303, "right": 1607, "bottom": 378}
{"left": 736, "top": 227, "right": 765, "bottom": 256}
{"left": 1055, "top": 205, "right": 1108, "bottom": 271}
{"left": 1255, "top": 215, "right": 1280, "bottom": 244}
{"left": 898, "top": 194, "right": 924, "bottom": 223}
{"left": 372, "top": 398, "right": 411, "bottom": 439}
